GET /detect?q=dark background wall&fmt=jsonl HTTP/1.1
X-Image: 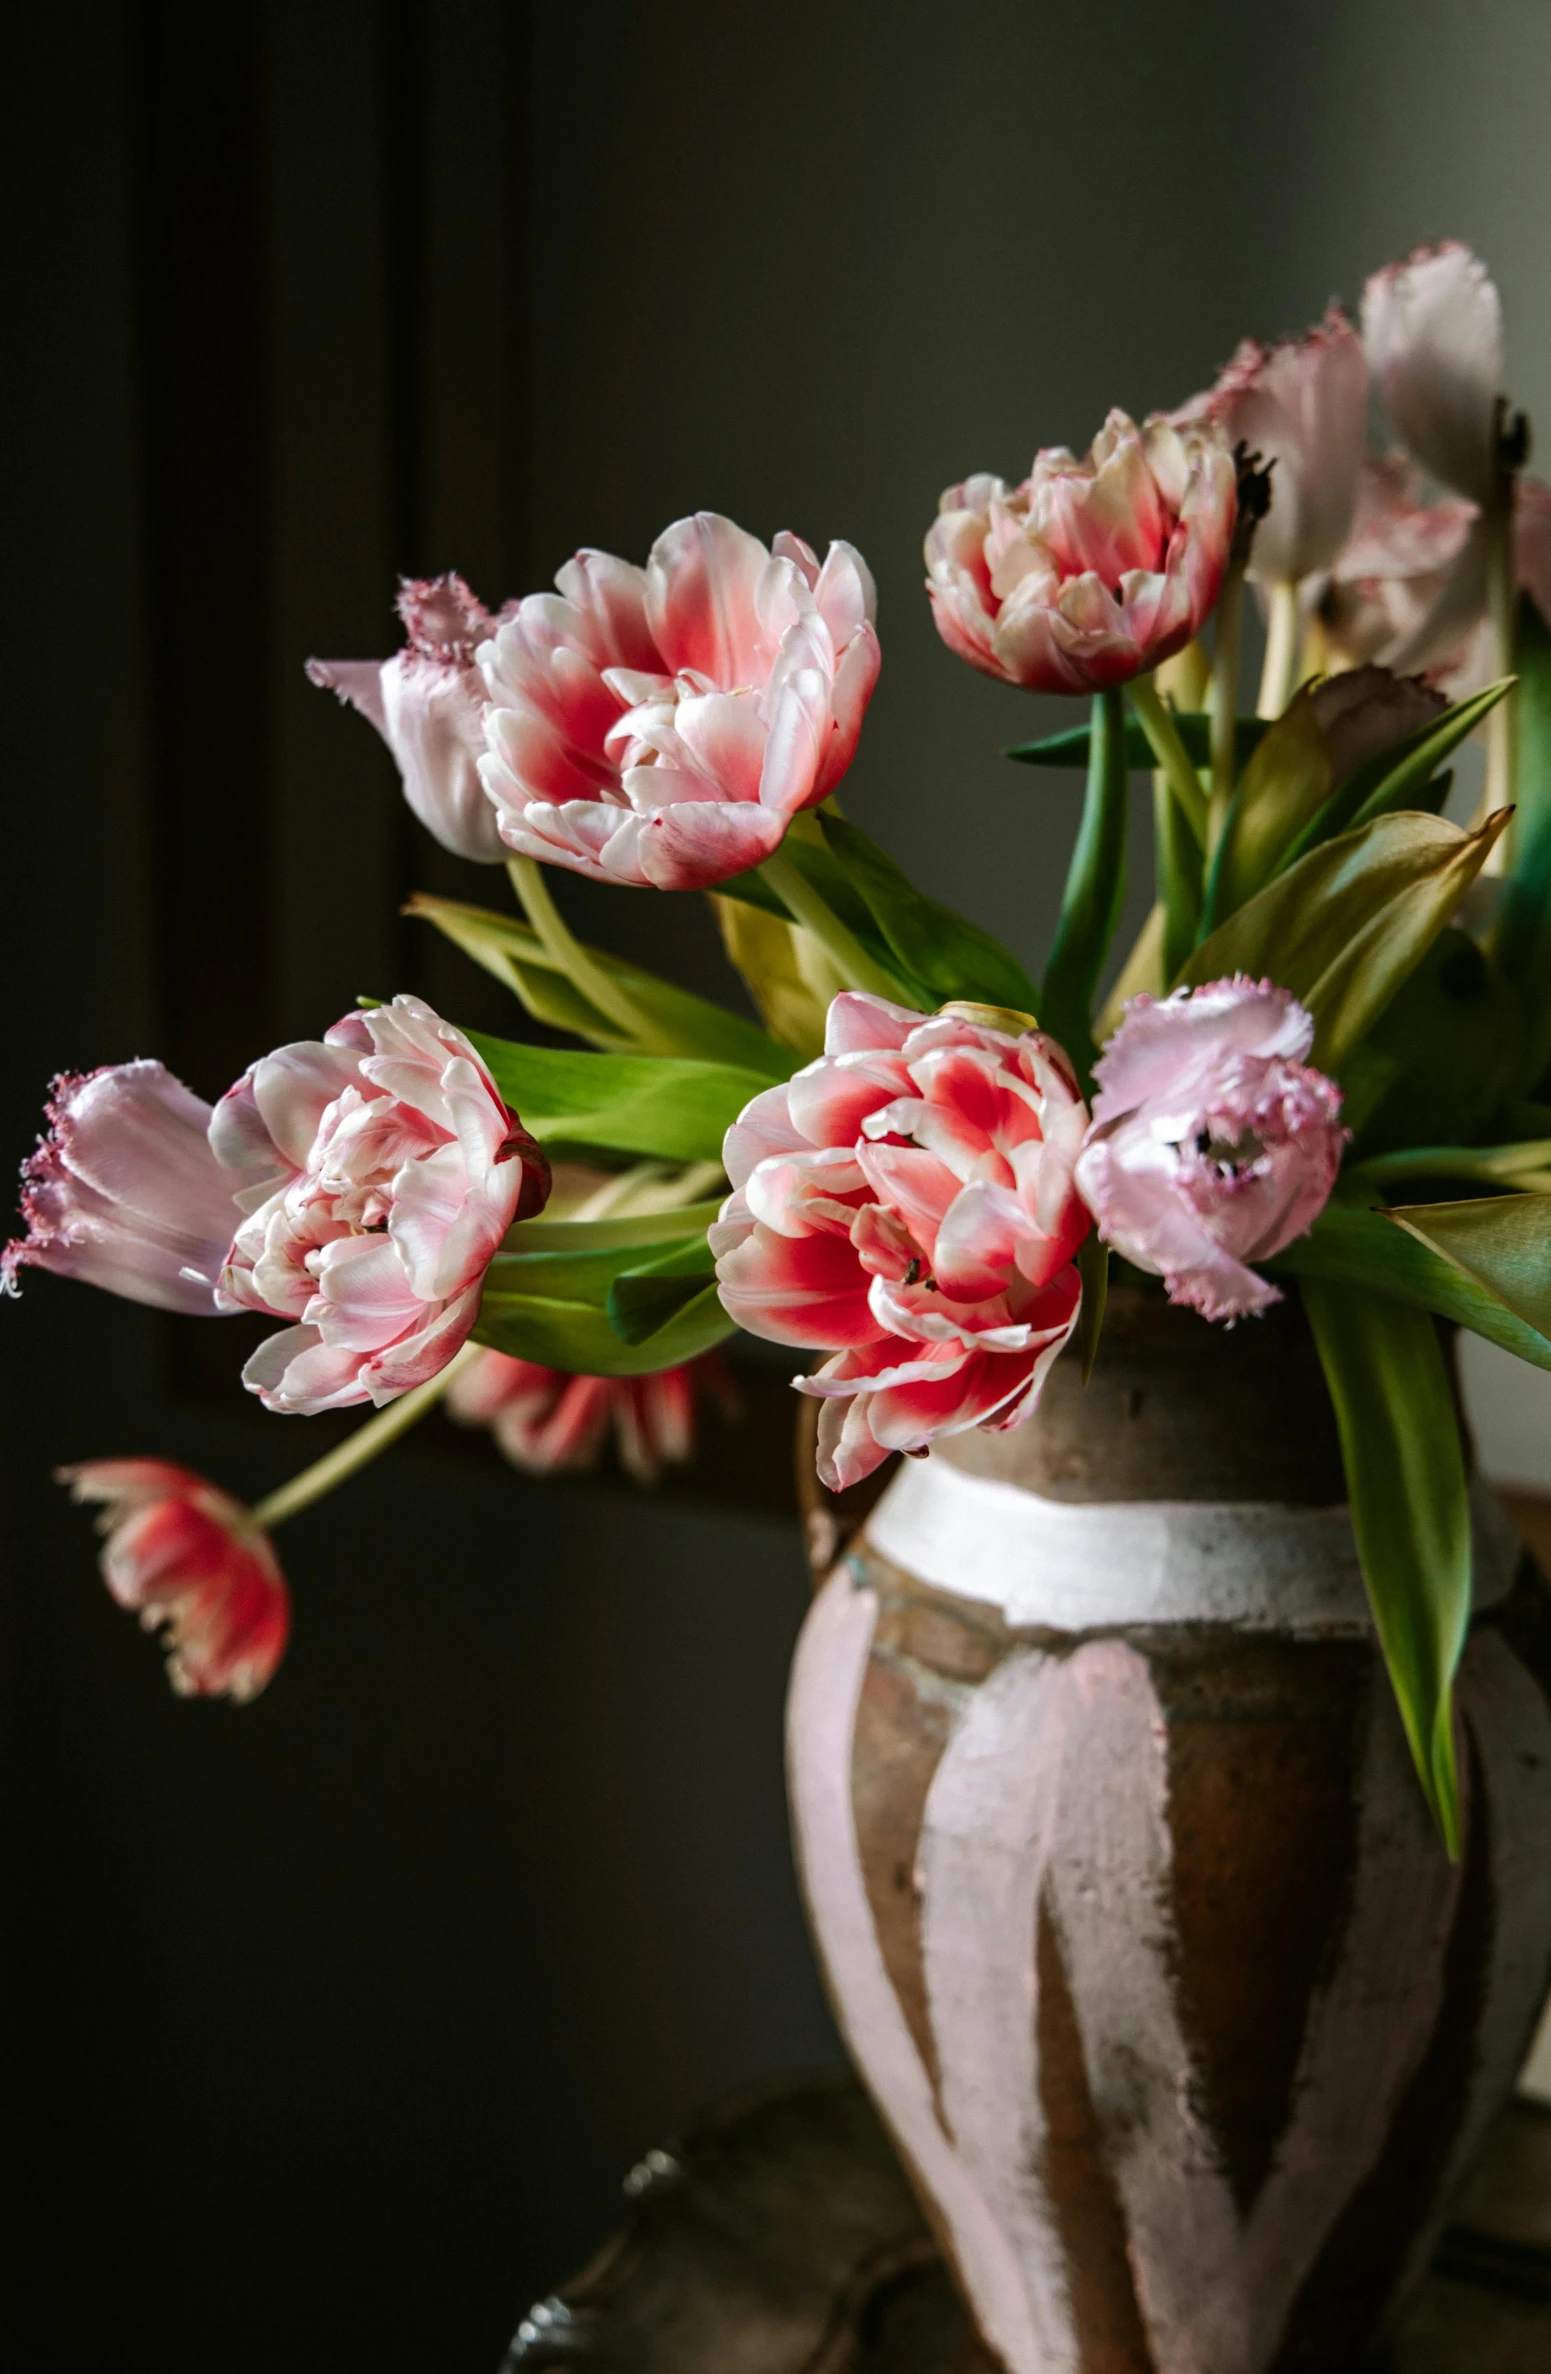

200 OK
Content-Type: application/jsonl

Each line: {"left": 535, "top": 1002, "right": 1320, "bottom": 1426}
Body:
{"left": 6, "top": 6, "right": 1551, "bottom": 2370}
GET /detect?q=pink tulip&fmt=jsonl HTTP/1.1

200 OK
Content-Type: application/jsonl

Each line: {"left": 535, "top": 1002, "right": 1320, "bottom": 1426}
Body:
{"left": 1074, "top": 980, "right": 1344, "bottom": 1323}
{"left": 924, "top": 410, "right": 1237, "bottom": 696}
{"left": 713, "top": 993, "right": 1091, "bottom": 1491}
{"left": 447, "top": 1347, "right": 737, "bottom": 1485}
{"left": 308, "top": 574, "right": 510, "bottom": 863}
{"left": 477, "top": 513, "right": 881, "bottom": 889}
{"left": 1184, "top": 308, "right": 1368, "bottom": 587}
{"left": 4, "top": 1060, "right": 254, "bottom": 1314}
{"left": 214, "top": 995, "right": 550, "bottom": 1414}
{"left": 1363, "top": 242, "right": 1504, "bottom": 508}
{"left": 60, "top": 1459, "right": 289, "bottom": 1701}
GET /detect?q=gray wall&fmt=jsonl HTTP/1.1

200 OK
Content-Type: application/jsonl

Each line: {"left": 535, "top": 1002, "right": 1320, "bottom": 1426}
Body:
{"left": 6, "top": 6, "right": 1551, "bottom": 2371}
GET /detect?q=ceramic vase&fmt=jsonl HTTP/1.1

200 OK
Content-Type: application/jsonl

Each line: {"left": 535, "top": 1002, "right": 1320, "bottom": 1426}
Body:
{"left": 786, "top": 1290, "right": 1551, "bottom": 2374}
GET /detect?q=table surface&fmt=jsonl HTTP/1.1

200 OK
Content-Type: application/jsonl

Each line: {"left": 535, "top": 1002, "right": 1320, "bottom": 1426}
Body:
{"left": 501, "top": 2073, "right": 1551, "bottom": 2370}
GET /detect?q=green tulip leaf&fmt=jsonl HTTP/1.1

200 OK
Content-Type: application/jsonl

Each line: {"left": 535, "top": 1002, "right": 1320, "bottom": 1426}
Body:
{"left": 1301, "top": 1277, "right": 1469, "bottom": 1851}
{"left": 1280, "top": 678, "right": 1512, "bottom": 870}
{"left": 468, "top": 1035, "right": 772, "bottom": 1163}
{"left": 816, "top": 811, "right": 1039, "bottom": 1013}
{"left": 1005, "top": 712, "right": 1267, "bottom": 773}
{"left": 607, "top": 1237, "right": 720, "bottom": 1345}
{"left": 1178, "top": 810, "right": 1509, "bottom": 1071}
{"left": 1266, "top": 1196, "right": 1551, "bottom": 1370}
{"left": 1199, "top": 689, "right": 1333, "bottom": 933}
{"left": 409, "top": 894, "right": 793, "bottom": 1074}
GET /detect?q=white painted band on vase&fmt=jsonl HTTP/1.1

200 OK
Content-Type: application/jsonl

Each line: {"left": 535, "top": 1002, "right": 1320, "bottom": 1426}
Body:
{"left": 863, "top": 1452, "right": 1520, "bottom": 1634}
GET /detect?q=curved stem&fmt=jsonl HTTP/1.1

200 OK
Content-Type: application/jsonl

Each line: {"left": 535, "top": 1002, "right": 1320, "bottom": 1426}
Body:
{"left": 250, "top": 1342, "right": 481, "bottom": 1532}
{"left": 757, "top": 850, "right": 919, "bottom": 1005}
{"left": 1484, "top": 500, "right": 1518, "bottom": 870}
{"left": 1127, "top": 674, "right": 1208, "bottom": 848}
{"left": 506, "top": 855, "right": 671, "bottom": 1050}
{"left": 1257, "top": 581, "right": 1302, "bottom": 721}
{"left": 1209, "top": 560, "right": 1246, "bottom": 849}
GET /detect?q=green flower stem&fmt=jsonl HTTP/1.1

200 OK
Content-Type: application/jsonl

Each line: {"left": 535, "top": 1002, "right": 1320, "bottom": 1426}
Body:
{"left": 1484, "top": 501, "right": 1519, "bottom": 860}
{"left": 506, "top": 855, "right": 674, "bottom": 1051}
{"left": 757, "top": 848, "right": 917, "bottom": 1005}
{"left": 1257, "top": 581, "right": 1302, "bottom": 721}
{"left": 1127, "top": 674, "right": 1208, "bottom": 848}
{"left": 249, "top": 1343, "right": 482, "bottom": 1532}
{"left": 1209, "top": 559, "right": 1246, "bottom": 848}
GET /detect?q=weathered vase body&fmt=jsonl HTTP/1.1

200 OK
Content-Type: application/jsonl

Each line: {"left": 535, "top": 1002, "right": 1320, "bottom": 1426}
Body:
{"left": 786, "top": 1291, "right": 1551, "bottom": 2374}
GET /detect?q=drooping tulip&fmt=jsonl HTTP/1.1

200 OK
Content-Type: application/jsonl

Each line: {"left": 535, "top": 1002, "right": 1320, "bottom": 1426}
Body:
{"left": 447, "top": 1347, "right": 737, "bottom": 1485}
{"left": 1185, "top": 308, "right": 1369, "bottom": 589}
{"left": 1362, "top": 242, "right": 1505, "bottom": 509}
{"left": 1074, "top": 979, "right": 1344, "bottom": 1322}
{"left": 60, "top": 1459, "right": 290, "bottom": 1701}
{"left": 477, "top": 513, "right": 881, "bottom": 889}
{"left": 308, "top": 574, "right": 510, "bottom": 863}
{"left": 713, "top": 993, "right": 1091, "bottom": 1491}
{"left": 3, "top": 1060, "right": 253, "bottom": 1314}
{"left": 924, "top": 410, "right": 1237, "bottom": 696}
{"left": 215, "top": 995, "right": 550, "bottom": 1414}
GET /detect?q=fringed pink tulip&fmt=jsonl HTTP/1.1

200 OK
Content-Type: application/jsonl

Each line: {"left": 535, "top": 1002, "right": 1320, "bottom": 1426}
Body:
{"left": 1363, "top": 243, "right": 1504, "bottom": 508}
{"left": 61, "top": 1459, "right": 289, "bottom": 1701}
{"left": 447, "top": 1348, "right": 737, "bottom": 1485}
{"left": 215, "top": 996, "right": 550, "bottom": 1414}
{"left": 4, "top": 1060, "right": 253, "bottom": 1314}
{"left": 477, "top": 514, "right": 881, "bottom": 889}
{"left": 1185, "top": 308, "right": 1368, "bottom": 587}
{"left": 1074, "top": 980, "right": 1344, "bottom": 1323}
{"left": 925, "top": 410, "right": 1237, "bottom": 695}
{"left": 713, "top": 993, "right": 1091, "bottom": 1491}
{"left": 308, "top": 574, "right": 510, "bottom": 863}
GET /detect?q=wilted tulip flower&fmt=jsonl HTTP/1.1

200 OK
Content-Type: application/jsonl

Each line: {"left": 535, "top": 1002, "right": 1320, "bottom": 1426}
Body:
{"left": 308, "top": 574, "right": 510, "bottom": 863}
{"left": 4, "top": 1060, "right": 254, "bottom": 1313}
{"left": 1074, "top": 979, "right": 1344, "bottom": 1323}
{"left": 714, "top": 994, "right": 1091, "bottom": 1490}
{"left": 60, "top": 1459, "right": 290, "bottom": 1701}
{"left": 478, "top": 513, "right": 881, "bottom": 889}
{"left": 448, "top": 1347, "right": 737, "bottom": 1485}
{"left": 1185, "top": 308, "right": 1368, "bottom": 589}
{"left": 925, "top": 410, "right": 1237, "bottom": 696}
{"left": 215, "top": 995, "right": 550, "bottom": 1414}
{"left": 1363, "top": 242, "right": 1505, "bottom": 509}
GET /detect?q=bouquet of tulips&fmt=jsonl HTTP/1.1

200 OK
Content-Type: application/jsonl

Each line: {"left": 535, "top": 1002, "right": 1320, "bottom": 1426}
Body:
{"left": 13, "top": 240, "right": 1551, "bottom": 1847}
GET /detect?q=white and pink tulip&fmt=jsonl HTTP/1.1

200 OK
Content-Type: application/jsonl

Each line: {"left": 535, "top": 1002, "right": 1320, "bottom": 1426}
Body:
{"left": 925, "top": 410, "right": 1237, "bottom": 696}
{"left": 214, "top": 995, "right": 549, "bottom": 1415}
{"left": 714, "top": 993, "right": 1091, "bottom": 1492}
{"left": 60, "top": 1459, "right": 290, "bottom": 1702}
{"left": 476, "top": 512, "right": 881, "bottom": 889}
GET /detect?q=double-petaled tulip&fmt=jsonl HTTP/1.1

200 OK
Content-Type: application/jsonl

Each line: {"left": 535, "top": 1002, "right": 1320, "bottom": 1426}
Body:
{"left": 215, "top": 996, "right": 550, "bottom": 1414}
{"left": 925, "top": 410, "right": 1237, "bottom": 696}
{"left": 308, "top": 574, "right": 510, "bottom": 863}
{"left": 60, "top": 1459, "right": 290, "bottom": 1701}
{"left": 3, "top": 1060, "right": 254, "bottom": 1313}
{"left": 1183, "top": 307, "right": 1369, "bottom": 590}
{"left": 713, "top": 993, "right": 1091, "bottom": 1491}
{"left": 1074, "top": 979, "right": 1344, "bottom": 1323}
{"left": 477, "top": 513, "right": 880, "bottom": 889}
{"left": 447, "top": 1347, "right": 737, "bottom": 1485}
